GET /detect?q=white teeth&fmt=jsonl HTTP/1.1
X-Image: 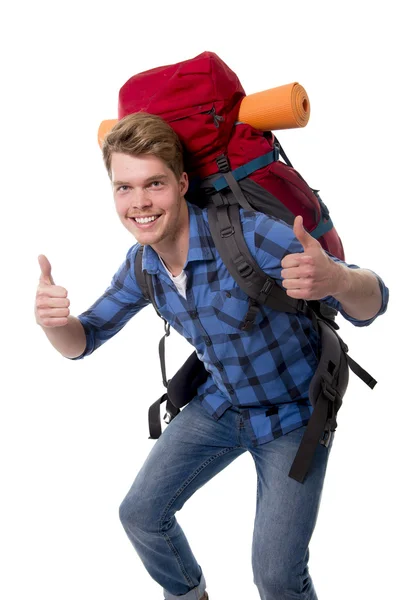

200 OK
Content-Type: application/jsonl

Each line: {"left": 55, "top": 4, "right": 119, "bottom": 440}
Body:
{"left": 134, "top": 216, "right": 158, "bottom": 224}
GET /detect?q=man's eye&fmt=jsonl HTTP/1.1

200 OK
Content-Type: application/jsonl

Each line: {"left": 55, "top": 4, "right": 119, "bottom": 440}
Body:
{"left": 117, "top": 185, "right": 130, "bottom": 192}
{"left": 149, "top": 181, "right": 163, "bottom": 188}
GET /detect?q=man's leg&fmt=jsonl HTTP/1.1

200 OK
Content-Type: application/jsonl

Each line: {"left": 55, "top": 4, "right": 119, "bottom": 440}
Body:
{"left": 119, "top": 397, "right": 246, "bottom": 600}
{"left": 249, "top": 426, "right": 335, "bottom": 600}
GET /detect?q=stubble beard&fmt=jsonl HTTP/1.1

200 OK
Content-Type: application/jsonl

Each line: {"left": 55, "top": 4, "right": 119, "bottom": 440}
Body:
{"left": 142, "top": 196, "right": 186, "bottom": 251}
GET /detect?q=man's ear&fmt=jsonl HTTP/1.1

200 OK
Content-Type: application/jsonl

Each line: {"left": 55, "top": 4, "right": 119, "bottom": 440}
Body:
{"left": 180, "top": 172, "right": 189, "bottom": 196}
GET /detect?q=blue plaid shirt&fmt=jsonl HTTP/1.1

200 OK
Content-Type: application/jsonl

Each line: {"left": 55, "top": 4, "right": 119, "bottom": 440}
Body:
{"left": 71, "top": 201, "right": 389, "bottom": 446}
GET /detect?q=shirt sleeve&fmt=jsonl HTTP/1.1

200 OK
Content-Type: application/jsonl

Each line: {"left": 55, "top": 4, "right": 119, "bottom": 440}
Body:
{"left": 69, "top": 244, "right": 150, "bottom": 360}
{"left": 318, "top": 253, "right": 389, "bottom": 327}
{"left": 251, "top": 213, "right": 389, "bottom": 327}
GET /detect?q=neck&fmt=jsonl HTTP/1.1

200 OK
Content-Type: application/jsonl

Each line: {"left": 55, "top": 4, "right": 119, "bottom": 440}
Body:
{"left": 153, "top": 202, "right": 189, "bottom": 276}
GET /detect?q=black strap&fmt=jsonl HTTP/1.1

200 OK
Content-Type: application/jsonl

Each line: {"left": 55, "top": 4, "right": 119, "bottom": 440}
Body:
{"left": 347, "top": 355, "right": 377, "bottom": 389}
{"left": 158, "top": 321, "right": 171, "bottom": 388}
{"left": 276, "top": 138, "right": 293, "bottom": 168}
{"left": 134, "top": 246, "right": 148, "bottom": 300}
{"left": 288, "top": 390, "right": 333, "bottom": 483}
{"left": 288, "top": 318, "right": 347, "bottom": 482}
{"left": 135, "top": 246, "right": 171, "bottom": 390}
{"left": 148, "top": 393, "right": 180, "bottom": 440}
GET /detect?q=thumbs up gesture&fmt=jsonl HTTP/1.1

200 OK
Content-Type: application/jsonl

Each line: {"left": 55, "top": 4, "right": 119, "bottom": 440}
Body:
{"left": 280, "top": 216, "right": 341, "bottom": 300}
{"left": 35, "top": 255, "right": 71, "bottom": 327}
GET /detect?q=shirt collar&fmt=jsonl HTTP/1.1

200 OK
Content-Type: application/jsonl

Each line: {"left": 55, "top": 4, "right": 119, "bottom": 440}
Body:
{"left": 142, "top": 201, "right": 216, "bottom": 274}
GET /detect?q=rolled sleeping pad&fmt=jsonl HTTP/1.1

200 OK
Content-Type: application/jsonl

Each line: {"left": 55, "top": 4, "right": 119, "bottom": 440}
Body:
{"left": 98, "top": 119, "right": 117, "bottom": 148}
{"left": 238, "top": 82, "right": 310, "bottom": 131}
{"left": 97, "top": 82, "right": 310, "bottom": 148}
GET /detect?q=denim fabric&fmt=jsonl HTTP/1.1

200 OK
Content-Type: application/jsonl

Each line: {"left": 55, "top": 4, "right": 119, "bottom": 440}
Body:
{"left": 119, "top": 396, "right": 334, "bottom": 599}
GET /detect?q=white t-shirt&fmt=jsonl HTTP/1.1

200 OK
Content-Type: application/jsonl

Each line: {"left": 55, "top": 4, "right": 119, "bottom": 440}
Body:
{"left": 159, "top": 257, "right": 188, "bottom": 300}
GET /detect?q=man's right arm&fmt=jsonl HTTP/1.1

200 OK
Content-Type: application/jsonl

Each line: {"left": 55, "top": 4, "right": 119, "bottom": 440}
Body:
{"left": 39, "top": 315, "right": 87, "bottom": 359}
{"left": 35, "top": 246, "right": 149, "bottom": 360}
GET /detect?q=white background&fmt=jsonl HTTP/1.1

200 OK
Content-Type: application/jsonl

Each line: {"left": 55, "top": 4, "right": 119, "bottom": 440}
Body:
{"left": 1, "top": 1, "right": 409, "bottom": 599}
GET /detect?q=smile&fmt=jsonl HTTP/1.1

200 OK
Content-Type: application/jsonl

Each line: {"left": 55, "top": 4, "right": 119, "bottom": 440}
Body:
{"left": 129, "top": 215, "right": 161, "bottom": 229}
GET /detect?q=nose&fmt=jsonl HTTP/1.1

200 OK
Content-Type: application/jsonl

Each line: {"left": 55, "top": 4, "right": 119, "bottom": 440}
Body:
{"left": 130, "top": 188, "right": 152, "bottom": 210}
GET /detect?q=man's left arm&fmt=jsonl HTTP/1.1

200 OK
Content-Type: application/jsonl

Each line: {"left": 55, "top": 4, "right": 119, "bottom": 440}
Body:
{"left": 325, "top": 262, "right": 384, "bottom": 321}
{"left": 280, "top": 216, "right": 389, "bottom": 326}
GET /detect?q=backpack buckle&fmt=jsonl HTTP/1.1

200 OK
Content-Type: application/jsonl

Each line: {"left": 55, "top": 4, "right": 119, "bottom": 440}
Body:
{"left": 163, "top": 411, "right": 172, "bottom": 424}
{"left": 320, "top": 427, "right": 333, "bottom": 448}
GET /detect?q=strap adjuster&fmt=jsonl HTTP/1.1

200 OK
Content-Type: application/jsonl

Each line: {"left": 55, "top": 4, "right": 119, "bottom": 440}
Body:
{"left": 237, "top": 262, "right": 253, "bottom": 278}
{"left": 216, "top": 154, "right": 230, "bottom": 173}
{"left": 221, "top": 226, "right": 235, "bottom": 238}
{"left": 241, "top": 301, "right": 260, "bottom": 330}
{"left": 261, "top": 280, "right": 274, "bottom": 295}
{"left": 320, "top": 428, "right": 333, "bottom": 448}
{"left": 321, "top": 380, "right": 337, "bottom": 402}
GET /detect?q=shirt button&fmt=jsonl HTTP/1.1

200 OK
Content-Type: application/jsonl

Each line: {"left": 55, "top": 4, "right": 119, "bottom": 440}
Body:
{"left": 205, "top": 337, "right": 212, "bottom": 346}
{"left": 228, "top": 389, "right": 235, "bottom": 395}
{"left": 189, "top": 310, "right": 198, "bottom": 318}
{"left": 225, "top": 291, "right": 231, "bottom": 298}
{"left": 216, "top": 362, "right": 224, "bottom": 371}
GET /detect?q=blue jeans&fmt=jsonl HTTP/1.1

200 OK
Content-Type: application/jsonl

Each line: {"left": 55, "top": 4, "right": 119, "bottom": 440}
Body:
{"left": 119, "top": 396, "right": 334, "bottom": 599}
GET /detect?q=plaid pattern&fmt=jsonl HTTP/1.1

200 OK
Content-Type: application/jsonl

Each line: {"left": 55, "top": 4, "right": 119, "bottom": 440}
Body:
{"left": 71, "top": 202, "right": 389, "bottom": 446}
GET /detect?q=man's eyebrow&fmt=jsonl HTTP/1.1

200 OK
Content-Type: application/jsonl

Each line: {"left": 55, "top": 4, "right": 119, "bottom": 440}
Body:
{"left": 144, "top": 174, "right": 169, "bottom": 184}
{"left": 112, "top": 174, "right": 169, "bottom": 187}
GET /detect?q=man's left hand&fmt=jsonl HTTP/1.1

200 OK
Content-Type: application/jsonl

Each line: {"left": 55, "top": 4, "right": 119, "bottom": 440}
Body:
{"left": 280, "top": 216, "right": 344, "bottom": 300}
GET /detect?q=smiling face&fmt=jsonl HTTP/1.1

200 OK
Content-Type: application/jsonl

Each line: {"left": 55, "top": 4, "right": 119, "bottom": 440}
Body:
{"left": 112, "top": 152, "right": 189, "bottom": 252}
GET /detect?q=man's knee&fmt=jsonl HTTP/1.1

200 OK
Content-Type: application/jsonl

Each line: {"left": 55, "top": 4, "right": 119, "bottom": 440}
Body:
{"left": 119, "top": 487, "right": 172, "bottom": 535}
{"left": 253, "top": 560, "right": 309, "bottom": 599}
{"left": 119, "top": 491, "right": 152, "bottom": 531}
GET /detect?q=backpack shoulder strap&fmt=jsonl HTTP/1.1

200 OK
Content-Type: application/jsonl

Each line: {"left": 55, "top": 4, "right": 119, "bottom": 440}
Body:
{"left": 207, "top": 202, "right": 312, "bottom": 328}
{"left": 134, "top": 245, "right": 149, "bottom": 300}
{"left": 134, "top": 245, "right": 163, "bottom": 319}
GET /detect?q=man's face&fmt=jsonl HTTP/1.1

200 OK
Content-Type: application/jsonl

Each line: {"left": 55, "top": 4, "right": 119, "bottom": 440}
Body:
{"left": 111, "top": 152, "right": 189, "bottom": 249}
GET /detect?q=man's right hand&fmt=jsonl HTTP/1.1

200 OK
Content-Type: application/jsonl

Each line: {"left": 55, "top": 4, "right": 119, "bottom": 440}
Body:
{"left": 35, "top": 255, "right": 71, "bottom": 328}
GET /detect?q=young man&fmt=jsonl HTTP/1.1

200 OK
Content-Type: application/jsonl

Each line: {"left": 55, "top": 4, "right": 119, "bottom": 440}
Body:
{"left": 35, "top": 112, "right": 389, "bottom": 600}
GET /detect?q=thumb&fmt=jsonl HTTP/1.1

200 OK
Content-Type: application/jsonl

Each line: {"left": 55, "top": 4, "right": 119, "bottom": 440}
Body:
{"left": 293, "top": 215, "right": 317, "bottom": 251}
{"left": 38, "top": 254, "right": 55, "bottom": 285}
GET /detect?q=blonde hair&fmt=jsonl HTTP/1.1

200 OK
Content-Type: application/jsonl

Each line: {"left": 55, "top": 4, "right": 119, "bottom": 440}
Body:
{"left": 102, "top": 112, "right": 184, "bottom": 180}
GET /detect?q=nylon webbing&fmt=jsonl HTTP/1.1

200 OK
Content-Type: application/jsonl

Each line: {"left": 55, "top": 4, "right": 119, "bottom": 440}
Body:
{"left": 288, "top": 394, "right": 331, "bottom": 482}
{"left": 347, "top": 355, "right": 377, "bottom": 389}
{"left": 213, "top": 149, "right": 277, "bottom": 192}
